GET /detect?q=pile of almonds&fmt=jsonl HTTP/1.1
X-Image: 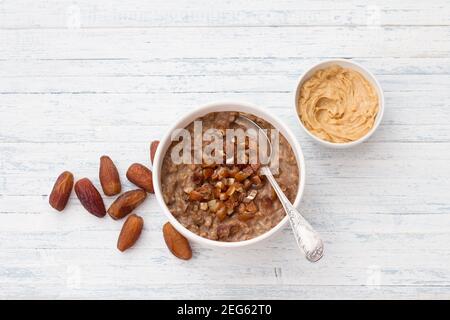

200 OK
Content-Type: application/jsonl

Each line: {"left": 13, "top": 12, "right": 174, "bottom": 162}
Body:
{"left": 48, "top": 140, "right": 192, "bottom": 260}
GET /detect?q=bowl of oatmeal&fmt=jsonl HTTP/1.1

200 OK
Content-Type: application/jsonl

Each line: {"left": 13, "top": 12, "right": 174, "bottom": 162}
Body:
{"left": 153, "top": 101, "right": 306, "bottom": 248}
{"left": 294, "top": 59, "right": 385, "bottom": 148}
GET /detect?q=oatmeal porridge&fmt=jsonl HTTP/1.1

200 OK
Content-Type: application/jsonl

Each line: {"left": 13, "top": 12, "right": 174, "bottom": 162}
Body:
{"left": 161, "top": 112, "right": 299, "bottom": 242}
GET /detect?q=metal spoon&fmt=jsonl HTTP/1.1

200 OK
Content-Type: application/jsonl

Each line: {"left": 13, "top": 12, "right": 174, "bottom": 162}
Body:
{"left": 235, "top": 115, "right": 324, "bottom": 262}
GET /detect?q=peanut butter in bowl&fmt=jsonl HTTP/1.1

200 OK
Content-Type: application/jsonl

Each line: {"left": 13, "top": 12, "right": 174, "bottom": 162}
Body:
{"left": 297, "top": 65, "right": 379, "bottom": 144}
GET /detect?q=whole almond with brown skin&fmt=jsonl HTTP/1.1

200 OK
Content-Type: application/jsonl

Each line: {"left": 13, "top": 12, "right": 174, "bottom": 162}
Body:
{"left": 163, "top": 222, "right": 192, "bottom": 260}
{"left": 126, "top": 163, "right": 154, "bottom": 193}
{"left": 150, "top": 140, "right": 159, "bottom": 165}
{"left": 117, "top": 214, "right": 144, "bottom": 252}
{"left": 74, "top": 178, "right": 106, "bottom": 217}
{"left": 107, "top": 189, "right": 147, "bottom": 220}
{"left": 99, "top": 155, "right": 121, "bottom": 196}
{"left": 49, "top": 171, "right": 74, "bottom": 211}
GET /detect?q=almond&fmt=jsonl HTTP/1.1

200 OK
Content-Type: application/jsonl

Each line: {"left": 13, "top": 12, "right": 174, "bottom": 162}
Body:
{"left": 49, "top": 171, "right": 74, "bottom": 211}
{"left": 126, "top": 163, "right": 154, "bottom": 193}
{"left": 117, "top": 214, "right": 144, "bottom": 252}
{"left": 74, "top": 178, "right": 106, "bottom": 217}
{"left": 163, "top": 222, "right": 192, "bottom": 260}
{"left": 99, "top": 155, "right": 121, "bottom": 196}
{"left": 150, "top": 140, "right": 159, "bottom": 165}
{"left": 107, "top": 189, "right": 147, "bottom": 220}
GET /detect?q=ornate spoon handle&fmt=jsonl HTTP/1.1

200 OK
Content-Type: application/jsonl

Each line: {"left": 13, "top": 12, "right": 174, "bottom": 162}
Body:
{"left": 261, "top": 166, "right": 324, "bottom": 262}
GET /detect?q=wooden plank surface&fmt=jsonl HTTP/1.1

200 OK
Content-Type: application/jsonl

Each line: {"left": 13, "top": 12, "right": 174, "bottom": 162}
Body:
{"left": 0, "top": 0, "right": 449, "bottom": 299}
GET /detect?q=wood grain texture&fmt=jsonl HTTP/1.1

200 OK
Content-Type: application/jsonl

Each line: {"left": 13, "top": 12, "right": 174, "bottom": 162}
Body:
{"left": 0, "top": 0, "right": 449, "bottom": 299}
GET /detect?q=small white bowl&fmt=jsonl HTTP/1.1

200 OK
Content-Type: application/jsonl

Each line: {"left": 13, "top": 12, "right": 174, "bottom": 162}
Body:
{"left": 153, "top": 101, "right": 306, "bottom": 248}
{"left": 294, "top": 59, "right": 385, "bottom": 148}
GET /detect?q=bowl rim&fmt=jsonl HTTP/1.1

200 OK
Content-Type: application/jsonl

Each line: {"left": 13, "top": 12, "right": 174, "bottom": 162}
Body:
{"left": 294, "top": 58, "right": 385, "bottom": 149}
{"left": 152, "top": 101, "right": 306, "bottom": 248}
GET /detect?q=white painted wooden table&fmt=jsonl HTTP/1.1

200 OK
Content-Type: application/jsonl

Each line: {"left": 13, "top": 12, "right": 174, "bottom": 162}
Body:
{"left": 1, "top": 0, "right": 450, "bottom": 300}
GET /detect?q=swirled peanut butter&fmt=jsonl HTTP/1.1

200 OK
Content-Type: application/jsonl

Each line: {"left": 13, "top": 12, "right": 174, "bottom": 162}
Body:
{"left": 298, "top": 65, "right": 379, "bottom": 143}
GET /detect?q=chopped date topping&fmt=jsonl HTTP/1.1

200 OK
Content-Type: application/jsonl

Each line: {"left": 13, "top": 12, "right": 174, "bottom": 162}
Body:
{"left": 219, "top": 193, "right": 228, "bottom": 201}
{"left": 226, "top": 178, "right": 235, "bottom": 186}
{"left": 245, "top": 201, "right": 258, "bottom": 213}
{"left": 234, "top": 166, "right": 254, "bottom": 182}
{"left": 188, "top": 160, "right": 264, "bottom": 223}
{"left": 216, "top": 205, "right": 227, "bottom": 221}
{"left": 234, "top": 182, "right": 244, "bottom": 193}
{"left": 184, "top": 120, "right": 266, "bottom": 226}
{"left": 228, "top": 166, "right": 240, "bottom": 176}
{"left": 183, "top": 187, "right": 194, "bottom": 194}
{"left": 196, "top": 184, "right": 213, "bottom": 197}
{"left": 237, "top": 211, "right": 256, "bottom": 222}
{"left": 215, "top": 181, "right": 225, "bottom": 190}
{"left": 189, "top": 190, "right": 203, "bottom": 201}
{"left": 208, "top": 199, "right": 218, "bottom": 211}
{"left": 243, "top": 189, "right": 258, "bottom": 203}
{"left": 217, "top": 167, "right": 230, "bottom": 179}
{"left": 237, "top": 203, "right": 246, "bottom": 214}
{"left": 203, "top": 168, "right": 214, "bottom": 180}
{"left": 224, "top": 193, "right": 238, "bottom": 210}
{"left": 243, "top": 179, "right": 252, "bottom": 190}
{"left": 213, "top": 188, "right": 221, "bottom": 199}
{"left": 225, "top": 185, "right": 236, "bottom": 197}
{"left": 199, "top": 202, "right": 208, "bottom": 211}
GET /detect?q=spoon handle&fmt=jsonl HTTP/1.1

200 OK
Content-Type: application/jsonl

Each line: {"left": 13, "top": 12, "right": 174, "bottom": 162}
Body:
{"left": 261, "top": 167, "right": 324, "bottom": 262}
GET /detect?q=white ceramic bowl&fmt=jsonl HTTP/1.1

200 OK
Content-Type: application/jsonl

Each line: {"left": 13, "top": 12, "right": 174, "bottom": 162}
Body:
{"left": 153, "top": 101, "right": 306, "bottom": 248}
{"left": 294, "top": 59, "right": 385, "bottom": 148}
